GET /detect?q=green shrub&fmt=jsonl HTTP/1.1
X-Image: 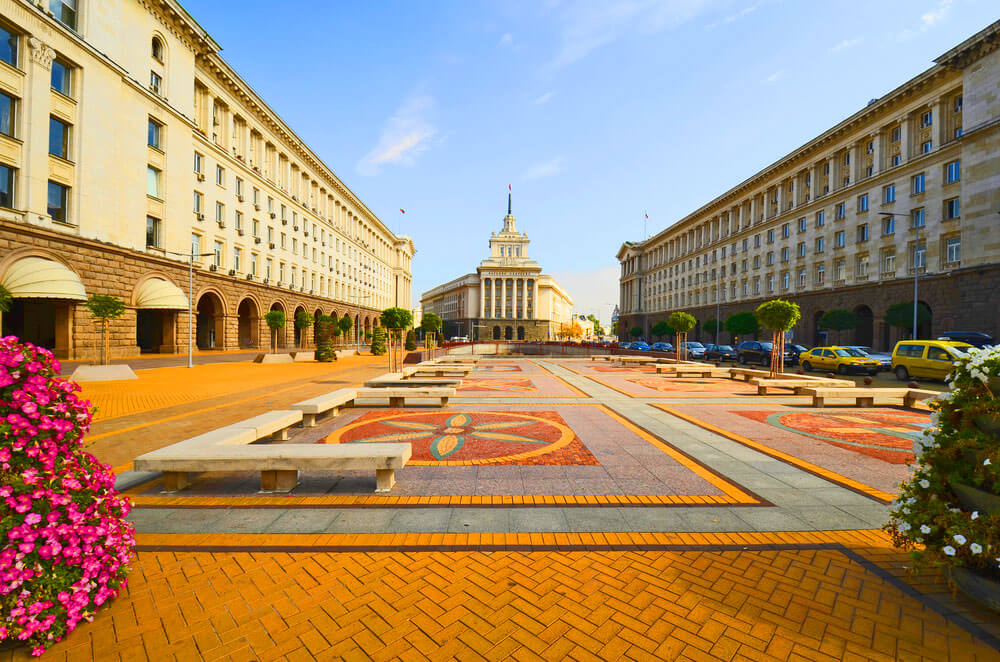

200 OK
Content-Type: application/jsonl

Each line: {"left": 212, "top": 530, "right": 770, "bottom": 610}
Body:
{"left": 405, "top": 329, "right": 417, "bottom": 351}
{"left": 370, "top": 326, "right": 386, "bottom": 355}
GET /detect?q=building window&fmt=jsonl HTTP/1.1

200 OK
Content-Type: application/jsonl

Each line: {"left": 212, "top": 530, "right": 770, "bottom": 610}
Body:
{"left": 233, "top": 247, "right": 242, "bottom": 272}
{"left": 782, "top": 272, "right": 790, "bottom": 290}
{"left": 882, "top": 249, "right": 895, "bottom": 274}
{"left": 835, "top": 231, "right": 845, "bottom": 248}
{"left": 193, "top": 152, "right": 203, "bottom": 174}
{"left": 815, "top": 211, "right": 825, "bottom": 227}
{"left": 148, "top": 118, "right": 162, "bottom": 149}
{"left": 265, "top": 258, "right": 272, "bottom": 280}
{"left": 49, "top": 117, "right": 70, "bottom": 159}
{"left": 781, "top": 247, "right": 789, "bottom": 262}
{"left": 796, "top": 218, "right": 804, "bottom": 233}
{"left": 191, "top": 233, "right": 200, "bottom": 258}
{"left": 235, "top": 210, "right": 243, "bottom": 231}
{"left": 236, "top": 177, "right": 243, "bottom": 198}
{"left": 945, "top": 237, "right": 961, "bottom": 264}
{"left": 797, "top": 242, "right": 806, "bottom": 257}
{"left": 215, "top": 164, "right": 224, "bottom": 186}
{"left": 911, "top": 207, "right": 925, "bottom": 228}
{"left": 856, "top": 255, "right": 869, "bottom": 278}
{"left": 742, "top": 238, "right": 748, "bottom": 251}
{"left": 250, "top": 253, "right": 258, "bottom": 276}
{"left": 0, "top": 163, "right": 14, "bottom": 208}
{"left": 891, "top": 126, "right": 901, "bottom": 142}
{"left": 767, "top": 275, "right": 774, "bottom": 293}
{"left": 921, "top": 140, "right": 932, "bottom": 154}
{"left": 766, "top": 229, "right": 774, "bottom": 244}
{"left": 883, "top": 184, "right": 895, "bottom": 203}
{"left": 835, "top": 203, "right": 845, "bottom": 220}
{"left": 857, "top": 224, "right": 869, "bottom": 243}
{"left": 857, "top": 194, "right": 868, "bottom": 212}
{"left": 0, "top": 91, "right": 16, "bottom": 137}
{"left": 213, "top": 241, "right": 223, "bottom": 268}
{"left": 946, "top": 160, "right": 960, "bottom": 183}
{"left": 193, "top": 191, "right": 202, "bottom": 213}
{"left": 766, "top": 252, "right": 774, "bottom": 266}
{"left": 944, "top": 198, "right": 960, "bottom": 220}
{"left": 0, "top": 25, "right": 17, "bottom": 67}
{"left": 815, "top": 237, "right": 825, "bottom": 253}
{"left": 151, "top": 37, "right": 164, "bottom": 62}
{"left": 882, "top": 215, "right": 895, "bottom": 235}
{"left": 215, "top": 201, "right": 224, "bottom": 222}
{"left": 920, "top": 110, "right": 932, "bottom": 128}
{"left": 911, "top": 173, "right": 925, "bottom": 195}
{"left": 47, "top": 181, "right": 69, "bottom": 223}
{"left": 252, "top": 218, "right": 260, "bottom": 237}
{"left": 146, "top": 166, "right": 161, "bottom": 198}
{"left": 51, "top": 59, "right": 72, "bottom": 95}
{"left": 49, "top": 0, "right": 77, "bottom": 30}
{"left": 149, "top": 71, "right": 162, "bottom": 95}
{"left": 145, "top": 215, "right": 161, "bottom": 248}
{"left": 891, "top": 154, "right": 901, "bottom": 167}
{"left": 913, "top": 242, "right": 926, "bottom": 269}
{"left": 798, "top": 268, "right": 806, "bottom": 288}
{"left": 816, "top": 264, "right": 825, "bottom": 284}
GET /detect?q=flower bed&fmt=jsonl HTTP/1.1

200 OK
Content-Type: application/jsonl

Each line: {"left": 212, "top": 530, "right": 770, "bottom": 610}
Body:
{"left": 886, "top": 345, "right": 1000, "bottom": 598}
{"left": 0, "top": 337, "right": 135, "bottom": 655}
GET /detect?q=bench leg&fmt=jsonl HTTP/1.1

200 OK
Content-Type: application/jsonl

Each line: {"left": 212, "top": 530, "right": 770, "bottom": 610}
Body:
{"left": 388, "top": 396, "right": 405, "bottom": 408}
{"left": 261, "top": 470, "right": 299, "bottom": 492}
{"left": 813, "top": 397, "right": 825, "bottom": 408}
{"left": 375, "top": 469, "right": 395, "bottom": 493}
{"left": 302, "top": 413, "right": 317, "bottom": 428}
{"left": 904, "top": 396, "right": 916, "bottom": 408}
{"left": 162, "top": 471, "right": 192, "bottom": 492}
{"left": 858, "top": 397, "right": 874, "bottom": 408}
{"left": 794, "top": 387, "right": 809, "bottom": 395}
{"left": 440, "top": 397, "right": 449, "bottom": 408}
{"left": 757, "top": 385, "right": 767, "bottom": 396}
{"left": 274, "top": 428, "right": 290, "bottom": 441}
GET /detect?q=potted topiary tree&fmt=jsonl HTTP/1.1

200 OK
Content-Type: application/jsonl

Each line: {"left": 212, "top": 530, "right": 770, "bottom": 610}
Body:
{"left": 264, "top": 310, "right": 286, "bottom": 354}
{"left": 315, "top": 315, "right": 337, "bottom": 362}
{"left": 754, "top": 299, "right": 802, "bottom": 377}
{"left": 0, "top": 336, "right": 135, "bottom": 655}
{"left": 886, "top": 301, "right": 931, "bottom": 340}
{"left": 651, "top": 320, "right": 672, "bottom": 342}
{"left": 72, "top": 294, "right": 137, "bottom": 381}
{"left": 725, "top": 311, "right": 759, "bottom": 345}
{"left": 629, "top": 326, "right": 643, "bottom": 340}
{"left": 294, "top": 310, "right": 314, "bottom": 351}
{"left": 370, "top": 326, "right": 386, "bottom": 355}
{"left": 819, "top": 309, "right": 857, "bottom": 346}
{"left": 337, "top": 316, "right": 353, "bottom": 349}
{"left": 405, "top": 330, "right": 417, "bottom": 351}
{"left": 886, "top": 345, "right": 1000, "bottom": 611}
{"left": 421, "top": 313, "right": 442, "bottom": 349}
{"left": 380, "top": 307, "right": 413, "bottom": 372}
{"left": 667, "top": 312, "right": 696, "bottom": 362}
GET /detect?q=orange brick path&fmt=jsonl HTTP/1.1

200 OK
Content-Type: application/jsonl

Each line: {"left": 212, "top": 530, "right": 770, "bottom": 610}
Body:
{"left": 6, "top": 531, "right": 999, "bottom": 661}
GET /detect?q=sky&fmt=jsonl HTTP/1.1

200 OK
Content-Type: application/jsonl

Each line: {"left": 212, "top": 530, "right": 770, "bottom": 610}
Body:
{"left": 182, "top": 0, "right": 997, "bottom": 327}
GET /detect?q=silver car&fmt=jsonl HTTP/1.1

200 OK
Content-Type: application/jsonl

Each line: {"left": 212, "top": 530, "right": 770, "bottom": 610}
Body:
{"left": 846, "top": 345, "right": 892, "bottom": 371}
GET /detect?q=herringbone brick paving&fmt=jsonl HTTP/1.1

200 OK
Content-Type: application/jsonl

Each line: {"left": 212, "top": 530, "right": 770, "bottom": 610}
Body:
{"left": 6, "top": 533, "right": 999, "bottom": 661}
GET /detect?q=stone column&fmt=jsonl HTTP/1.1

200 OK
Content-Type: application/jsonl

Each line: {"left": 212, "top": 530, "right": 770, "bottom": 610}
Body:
{"left": 480, "top": 280, "right": 485, "bottom": 319}
{"left": 24, "top": 38, "right": 56, "bottom": 222}
{"left": 811, "top": 164, "right": 821, "bottom": 200}
{"left": 500, "top": 279, "right": 507, "bottom": 319}
{"left": 872, "top": 133, "right": 883, "bottom": 176}
{"left": 533, "top": 280, "right": 539, "bottom": 319}
{"left": 931, "top": 97, "right": 945, "bottom": 149}
{"left": 521, "top": 279, "right": 527, "bottom": 318}
{"left": 899, "top": 114, "right": 911, "bottom": 164}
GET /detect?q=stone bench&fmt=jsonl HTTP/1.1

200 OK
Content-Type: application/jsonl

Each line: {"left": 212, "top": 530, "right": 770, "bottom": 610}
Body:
{"left": 412, "top": 366, "right": 473, "bottom": 377}
{"left": 655, "top": 363, "right": 726, "bottom": 377}
{"left": 134, "top": 428, "right": 411, "bottom": 493}
{"left": 229, "top": 409, "right": 303, "bottom": 441}
{"left": 355, "top": 387, "right": 455, "bottom": 407}
{"left": 749, "top": 377, "right": 854, "bottom": 395}
{"left": 728, "top": 368, "right": 773, "bottom": 382}
{"left": 290, "top": 388, "right": 357, "bottom": 427}
{"left": 801, "top": 387, "right": 940, "bottom": 408}
{"left": 364, "top": 377, "right": 461, "bottom": 388}
{"left": 618, "top": 356, "right": 660, "bottom": 365}
{"left": 591, "top": 355, "right": 615, "bottom": 361}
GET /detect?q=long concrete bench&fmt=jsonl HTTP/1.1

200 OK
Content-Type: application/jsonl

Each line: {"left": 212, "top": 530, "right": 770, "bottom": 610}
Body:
{"left": 229, "top": 410, "right": 303, "bottom": 441}
{"left": 727, "top": 368, "right": 773, "bottom": 382}
{"left": 356, "top": 387, "right": 455, "bottom": 407}
{"left": 749, "top": 377, "right": 854, "bottom": 395}
{"left": 413, "top": 366, "right": 473, "bottom": 377}
{"left": 591, "top": 355, "right": 615, "bottom": 361}
{"left": 654, "top": 363, "right": 724, "bottom": 377}
{"left": 801, "top": 387, "right": 940, "bottom": 408}
{"left": 290, "top": 388, "right": 357, "bottom": 427}
{"left": 365, "top": 377, "right": 461, "bottom": 388}
{"left": 618, "top": 356, "right": 661, "bottom": 365}
{"left": 134, "top": 428, "right": 411, "bottom": 493}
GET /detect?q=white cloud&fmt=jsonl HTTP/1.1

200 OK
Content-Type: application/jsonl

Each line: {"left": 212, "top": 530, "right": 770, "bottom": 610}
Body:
{"left": 357, "top": 95, "right": 437, "bottom": 176}
{"left": 829, "top": 37, "right": 862, "bottom": 53}
{"left": 706, "top": 2, "right": 760, "bottom": 30}
{"left": 763, "top": 69, "right": 783, "bottom": 83}
{"left": 522, "top": 156, "right": 566, "bottom": 180}
{"left": 498, "top": 32, "right": 514, "bottom": 47}
{"left": 549, "top": 266, "right": 620, "bottom": 328}
{"left": 896, "top": 0, "right": 954, "bottom": 41}
{"left": 534, "top": 91, "right": 556, "bottom": 105}
{"left": 546, "top": 0, "right": 715, "bottom": 71}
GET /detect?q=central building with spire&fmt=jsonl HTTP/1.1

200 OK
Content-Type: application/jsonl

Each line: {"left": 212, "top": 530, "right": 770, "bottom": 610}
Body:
{"left": 420, "top": 195, "right": 574, "bottom": 341}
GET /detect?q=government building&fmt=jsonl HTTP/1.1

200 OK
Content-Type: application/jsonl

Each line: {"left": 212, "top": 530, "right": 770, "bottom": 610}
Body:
{"left": 618, "top": 21, "right": 1000, "bottom": 350}
{"left": 421, "top": 196, "right": 573, "bottom": 341}
{"left": 0, "top": 0, "right": 414, "bottom": 359}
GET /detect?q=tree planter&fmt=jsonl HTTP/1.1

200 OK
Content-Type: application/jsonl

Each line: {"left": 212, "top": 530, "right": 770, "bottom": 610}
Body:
{"left": 948, "top": 566, "right": 1000, "bottom": 612}
{"left": 951, "top": 481, "right": 1000, "bottom": 515}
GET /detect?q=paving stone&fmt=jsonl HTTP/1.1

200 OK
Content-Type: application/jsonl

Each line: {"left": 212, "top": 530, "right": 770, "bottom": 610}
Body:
{"left": 266, "top": 509, "right": 341, "bottom": 534}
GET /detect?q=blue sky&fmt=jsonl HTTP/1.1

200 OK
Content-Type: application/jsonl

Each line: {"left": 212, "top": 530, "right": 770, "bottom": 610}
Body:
{"left": 183, "top": 0, "right": 997, "bottom": 325}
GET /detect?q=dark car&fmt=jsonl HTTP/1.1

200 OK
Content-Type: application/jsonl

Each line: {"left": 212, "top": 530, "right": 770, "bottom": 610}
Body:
{"left": 705, "top": 344, "right": 736, "bottom": 361}
{"left": 786, "top": 344, "right": 810, "bottom": 365}
{"left": 937, "top": 332, "right": 995, "bottom": 348}
{"left": 736, "top": 341, "right": 794, "bottom": 367}
{"left": 651, "top": 342, "right": 673, "bottom": 352}
{"left": 630, "top": 341, "right": 651, "bottom": 351}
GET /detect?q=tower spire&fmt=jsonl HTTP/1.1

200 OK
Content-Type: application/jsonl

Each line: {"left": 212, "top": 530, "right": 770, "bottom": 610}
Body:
{"left": 507, "top": 192, "right": 511, "bottom": 215}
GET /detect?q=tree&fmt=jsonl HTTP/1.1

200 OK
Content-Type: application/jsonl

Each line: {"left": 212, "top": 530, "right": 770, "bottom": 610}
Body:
{"left": 405, "top": 329, "right": 417, "bottom": 351}
{"left": 337, "top": 315, "right": 353, "bottom": 345}
{"left": 668, "top": 312, "right": 697, "bottom": 360}
{"left": 703, "top": 318, "right": 721, "bottom": 335}
{"left": 370, "top": 326, "right": 386, "bottom": 355}
{"left": 651, "top": 320, "right": 673, "bottom": 340}
{"left": 819, "top": 309, "right": 857, "bottom": 345}
{"left": 421, "top": 312, "right": 442, "bottom": 346}
{"left": 0, "top": 284, "right": 11, "bottom": 313}
{"left": 611, "top": 320, "right": 621, "bottom": 338}
{"left": 725, "top": 312, "right": 759, "bottom": 343}
{"left": 886, "top": 301, "right": 931, "bottom": 338}
{"left": 84, "top": 294, "right": 126, "bottom": 365}
{"left": 754, "top": 299, "right": 801, "bottom": 376}
{"left": 586, "top": 314, "right": 604, "bottom": 337}
{"left": 264, "top": 310, "right": 286, "bottom": 352}
{"left": 315, "top": 315, "right": 338, "bottom": 362}
{"left": 629, "top": 326, "right": 643, "bottom": 339}
{"left": 294, "top": 310, "right": 314, "bottom": 349}
{"left": 380, "top": 307, "right": 413, "bottom": 330}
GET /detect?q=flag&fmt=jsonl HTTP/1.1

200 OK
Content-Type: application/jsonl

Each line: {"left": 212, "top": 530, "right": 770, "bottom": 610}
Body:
{"left": 508, "top": 184, "right": 511, "bottom": 191}
{"left": 645, "top": 212, "right": 649, "bottom": 219}
{"left": 399, "top": 208, "right": 405, "bottom": 214}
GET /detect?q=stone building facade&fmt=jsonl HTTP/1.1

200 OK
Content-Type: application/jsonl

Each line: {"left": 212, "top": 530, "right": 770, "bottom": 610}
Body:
{"left": 617, "top": 21, "right": 1000, "bottom": 350}
{"left": 421, "top": 197, "right": 573, "bottom": 341}
{"left": 0, "top": 0, "right": 414, "bottom": 359}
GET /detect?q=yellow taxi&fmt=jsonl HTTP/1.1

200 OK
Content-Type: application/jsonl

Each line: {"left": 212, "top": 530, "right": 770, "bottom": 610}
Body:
{"left": 799, "top": 346, "right": 882, "bottom": 375}
{"left": 891, "top": 340, "right": 972, "bottom": 381}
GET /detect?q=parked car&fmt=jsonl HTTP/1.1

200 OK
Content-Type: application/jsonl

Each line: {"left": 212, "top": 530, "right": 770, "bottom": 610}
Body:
{"left": 844, "top": 345, "right": 892, "bottom": 371}
{"left": 786, "top": 344, "right": 810, "bottom": 365}
{"left": 799, "top": 346, "right": 881, "bottom": 375}
{"left": 705, "top": 344, "right": 736, "bottom": 362}
{"left": 936, "top": 332, "right": 995, "bottom": 348}
{"left": 736, "top": 341, "right": 794, "bottom": 367}
{"left": 619, "top": 342, "right": 632, "bottom": 349}
{"left": 651, "top": 342, "right": 673, "bottom": 352}
{"left": 892, "top": 340, "right": 973, "bottom": 381}
{"left": 630, "top": 341, "right": 651, "bottom": 351}
{"left": 680, "top": 342, "right": 706, "bottom": 359}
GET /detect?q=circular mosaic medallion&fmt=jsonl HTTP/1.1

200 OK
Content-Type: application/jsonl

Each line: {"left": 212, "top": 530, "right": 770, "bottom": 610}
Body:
{"left": 323, "top": 411, "right": 575, "bottom": 465}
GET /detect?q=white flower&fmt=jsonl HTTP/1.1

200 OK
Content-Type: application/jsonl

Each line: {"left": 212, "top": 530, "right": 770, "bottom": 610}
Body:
{"left": 919, "top": 479, "right": 930, "bottom": 489}
{"left": 944, "top": 546, "right": 956, "bottom": 556}
{"left": 916, "top": 537, "right": 924, "bottom": 543}
{"left": 897, "top": 522, "right": 911, "bottom": 532}
{"left": 920, "top": 525, "right": 931, "bottom": 534}
{"left": 985, "top": 459, "right": 992, "bottom": 466}
{"left": 953, "top": 534, "right": 967, "bottom": 546}
{"left": 902, "top": 507, "right": 911, "bottom": 515}
{"left": 970, "top": 543, "right": 982, "bottom": 555}
{"left": 971, "top": 511, "right": 979, "bottom": 520}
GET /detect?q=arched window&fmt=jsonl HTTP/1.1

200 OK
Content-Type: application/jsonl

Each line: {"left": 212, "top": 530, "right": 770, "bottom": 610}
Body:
{"left": 151, "top": 36, "right": 164, "bottom": 62}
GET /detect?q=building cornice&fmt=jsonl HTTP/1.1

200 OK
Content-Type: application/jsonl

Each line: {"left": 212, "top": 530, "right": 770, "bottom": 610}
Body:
{"left": 935, "top": 19, "right": 1000, "bottom": 69}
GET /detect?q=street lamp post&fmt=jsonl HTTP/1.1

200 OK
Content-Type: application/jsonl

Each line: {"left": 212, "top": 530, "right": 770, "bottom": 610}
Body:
{"left": 154, "top": 247, "right": 215, "bottom": 368}
{"left": 879, "top": 212, "right": 923, "bottom": 340}
{"left": 351, "top": 293, "right": 371, "bottom": 352}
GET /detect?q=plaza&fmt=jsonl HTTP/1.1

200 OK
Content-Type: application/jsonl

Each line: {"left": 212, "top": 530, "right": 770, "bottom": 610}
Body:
{"left": 4, "top": 348, "right": 998, "bottom": 660}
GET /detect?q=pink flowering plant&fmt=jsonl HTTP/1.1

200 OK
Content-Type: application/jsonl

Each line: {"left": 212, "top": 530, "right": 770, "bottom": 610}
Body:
{"left": 0, "top": 336, "right": 135, "bottom": 655}
{"left": 886, "top": 345, "right": 1000, "bottom": 581}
